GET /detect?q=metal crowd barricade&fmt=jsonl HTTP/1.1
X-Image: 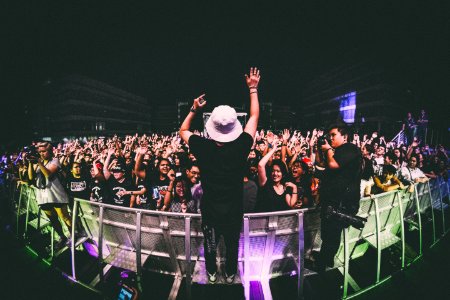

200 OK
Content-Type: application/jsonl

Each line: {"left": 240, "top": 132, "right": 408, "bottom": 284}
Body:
{"left": 71, "top": 199, "right": 305, "bottom": 300}
{"left": 12, "top": 176, "right": 450, "bottom": 300}
{"left": 340, "top": 178, "right": 449, "bottom": 299}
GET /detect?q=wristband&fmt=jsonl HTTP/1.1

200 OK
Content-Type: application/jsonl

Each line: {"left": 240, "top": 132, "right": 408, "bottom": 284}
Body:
{"left": 249, "top": 86, "right": 258, "bottom": 89}
{"left": 190, "top": 107, "right": 197, "bottom": 113}
{"left": 250, "top": 91, "right": 258, "bottom": 94}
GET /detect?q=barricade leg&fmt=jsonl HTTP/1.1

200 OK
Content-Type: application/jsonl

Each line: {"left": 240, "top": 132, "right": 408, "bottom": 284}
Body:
{"left": 426, "top": 182, "right": 437, "bottom": 246}
{"left": 374, "top": 196, "right": 381, "bottom": 283}
{"left": 135, "top": 211, "right": 142, "bottom": 292}
{"left": 243, "top": 217, "right": 250, "bottom": 300}
{"left": 297, "top": 211, "right": 304, "bottom": 300}
{"left": 342, "top": 228, "right": 350, "bottom": 299}
{"left": 16, "top": 185, "right": 24, "bottom": 235}
{"left": 98, "top": 206, "right": 105, "bottom": 282}
{"left": 184, "top": 216, "right": 191, "bottom": 300}
{"left": 437, "top": 178, "right": 446, "bottom": 236}
{"left": 71, "top": 200, "right": 78, "bottom": 280}
{"left": 397, "top": 192, "right": 406, "bottom": 269}
{"left": 413, "top": 185, "right": 423, "bottom": 256}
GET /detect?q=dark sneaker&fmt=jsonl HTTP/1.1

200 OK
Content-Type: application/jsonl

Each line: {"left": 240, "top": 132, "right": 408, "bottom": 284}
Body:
{"left": 207, "top": 271, "right": 217, "bottom": 284}
{"left": 224, "top": 272, "right": 236, "bottom": 284}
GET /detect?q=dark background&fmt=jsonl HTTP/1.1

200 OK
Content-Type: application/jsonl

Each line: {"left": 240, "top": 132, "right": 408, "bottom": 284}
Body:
{"left": 3, "top": 0, "right": 449, "bottom": 148}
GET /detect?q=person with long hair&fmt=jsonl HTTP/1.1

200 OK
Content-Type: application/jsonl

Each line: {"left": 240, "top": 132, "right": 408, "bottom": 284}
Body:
{"left": 256, "top": 146, "right": 298, "bottom": 212}
{"left": 162, "top": 175, "right": 196, "bottom": 213}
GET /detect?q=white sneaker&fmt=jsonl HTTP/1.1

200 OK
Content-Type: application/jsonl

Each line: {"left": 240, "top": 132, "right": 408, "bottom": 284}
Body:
{"left": 224, "top": 272, "right": 235, "bottom": 284}
{"left": 207, "top": 271, "right": 217, "bottom": 284}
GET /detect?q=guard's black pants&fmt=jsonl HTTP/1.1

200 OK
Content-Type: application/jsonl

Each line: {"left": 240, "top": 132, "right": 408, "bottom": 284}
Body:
{"left": 318, "top": 216, "right": 346, "bottom": 270}
{"left": 201, "top": 222, "right": 241, "bottom": 275}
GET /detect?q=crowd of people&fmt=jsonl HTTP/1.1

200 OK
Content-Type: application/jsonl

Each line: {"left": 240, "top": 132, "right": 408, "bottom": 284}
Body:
{"left": 1, "top": 126, "right": 448, "bottom": 215}
{"left": 0, "top": 89, "right": 447, "bottom": 278}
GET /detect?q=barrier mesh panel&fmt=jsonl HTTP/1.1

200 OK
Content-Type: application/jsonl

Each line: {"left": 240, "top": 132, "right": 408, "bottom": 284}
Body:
{"left": 168, "top": 216, "right": 186, "bottom": 233}
{"left": 247, "top": 236, "right": 267, "bottom": 257}
{"left": 16, "top": 186, "right": 30, "bottom": 216}
{"left": 238, "top": 235, "right": 244, "bottom": 259}
{"left": 103, "top": 209, "right": 136, "bottom": 226}
{"left": 359, "top": 197, "right": 374, "bottom": 217}
{"left": 303, "top": 210, "right": 320, "bottom": 230}
{"left": 277, "top": 215, "right": 297, "bottom": 231}
{"left": 377, "top": 193, "right": 400, "bottom": 232}
{"left": 273, "top": 234, "right": 298, "bottom": 257}
{"left": 416, "top": 183, "right": 431, "bottom": 213}
{"left": 303, "top": 229, "right": 320, "bottom": 254}
{"left": 140, "top": 232, "right": 168, "bottom": 253}
{"left": 103, "top": 224, "right": 133, "bottom": 249}
{"left": 249, "top": 217, "right": 268, "bottom": 232}
{"left": 190, "top": 217, "right": 203, "bottom": 232}
{"left": 171, "top": 235, "right": 187, "bottom": 258}
{"left": 127, "top": 229, "right": 139, "bottom": 251}
{"left": 140, "top": 213, "right": 161, "bottom": 228}
{"left": 360, "top": 199, "right": 377, "bottom": 238}
{"left": 429, "top": 180, "right": 442, "bottom": 209}
{"left": 439, "top": 178, "right": 449, "bottom": 198}
{"left": 401, "top": 190, "right": 417, "bottom": 220}
{"left": 79, "top": 202, "right": 100, "bottom": 239}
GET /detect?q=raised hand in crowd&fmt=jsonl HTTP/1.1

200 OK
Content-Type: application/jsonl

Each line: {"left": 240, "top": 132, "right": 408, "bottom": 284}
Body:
{"left": 266, "top": 131, "right": 274, "bottom": 145}
{"left": 282, "top": 129, "right": 291, "bottom": 144}
{"left": 245, "top": 67, "right": 261, "bottom": 89}
{"left": 162, "top": 169, "right": 176, "bottom": 211}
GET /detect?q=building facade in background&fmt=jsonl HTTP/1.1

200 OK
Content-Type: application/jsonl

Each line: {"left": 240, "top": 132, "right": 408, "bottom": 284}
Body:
{"left": 36, "top": 75, "right": 152, "bottom": 139}
{"left": 298, "top": 59, "right": 410, "bottom": 137}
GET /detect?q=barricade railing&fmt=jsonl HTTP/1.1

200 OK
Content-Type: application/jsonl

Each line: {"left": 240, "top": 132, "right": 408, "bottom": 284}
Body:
{"left": 10, "top": 177, "right": 449, "bottom": 300}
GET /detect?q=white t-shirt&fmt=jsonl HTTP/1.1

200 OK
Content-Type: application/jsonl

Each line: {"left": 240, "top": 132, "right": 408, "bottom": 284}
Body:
{"left": 35, "top": 158, "right": 69, "bottom": 205}
{"left": 398, "top": 166, "right": 425, "bottom": 184}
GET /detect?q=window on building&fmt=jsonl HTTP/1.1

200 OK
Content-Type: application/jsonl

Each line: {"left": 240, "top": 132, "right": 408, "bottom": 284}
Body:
{"left": 95, "top": 122, "right": 106, "bottom": 131}
{"left": 336, "top": 91, "right": 356, "bottom": 123}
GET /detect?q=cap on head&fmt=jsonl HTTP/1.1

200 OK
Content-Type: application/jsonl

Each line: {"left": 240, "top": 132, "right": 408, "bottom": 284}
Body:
{"left": 111, "top": 163, "right": 126, "bottom": 173}
{"left": 205, "top": 105, "right": 243, "bottom": 143}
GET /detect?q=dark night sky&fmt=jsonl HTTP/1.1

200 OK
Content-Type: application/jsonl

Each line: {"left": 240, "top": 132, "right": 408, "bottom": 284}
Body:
{"left": 3, "top": 1, "right": 449, "bottom": 146}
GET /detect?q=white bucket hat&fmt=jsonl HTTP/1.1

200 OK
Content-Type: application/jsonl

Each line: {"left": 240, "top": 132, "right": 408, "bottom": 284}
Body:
{"left": 205, "top": 105, "right": 243, "bottom": 143}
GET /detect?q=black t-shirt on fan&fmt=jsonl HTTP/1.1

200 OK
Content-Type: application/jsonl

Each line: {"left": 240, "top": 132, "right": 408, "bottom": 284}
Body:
{"left": 189, "top": 132, "right": 253, "bottom": 225}
{"left": 107, "top": 177, "right": 136, "bottom": 207}
{"left": 65, "top": 173, "right": 90, "bottom": 200}
{"left": 90, "top": 179, "right": 109, "bottom": 203}
{"left": 320, "top": 142, "right": 362, "bottom": 213}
